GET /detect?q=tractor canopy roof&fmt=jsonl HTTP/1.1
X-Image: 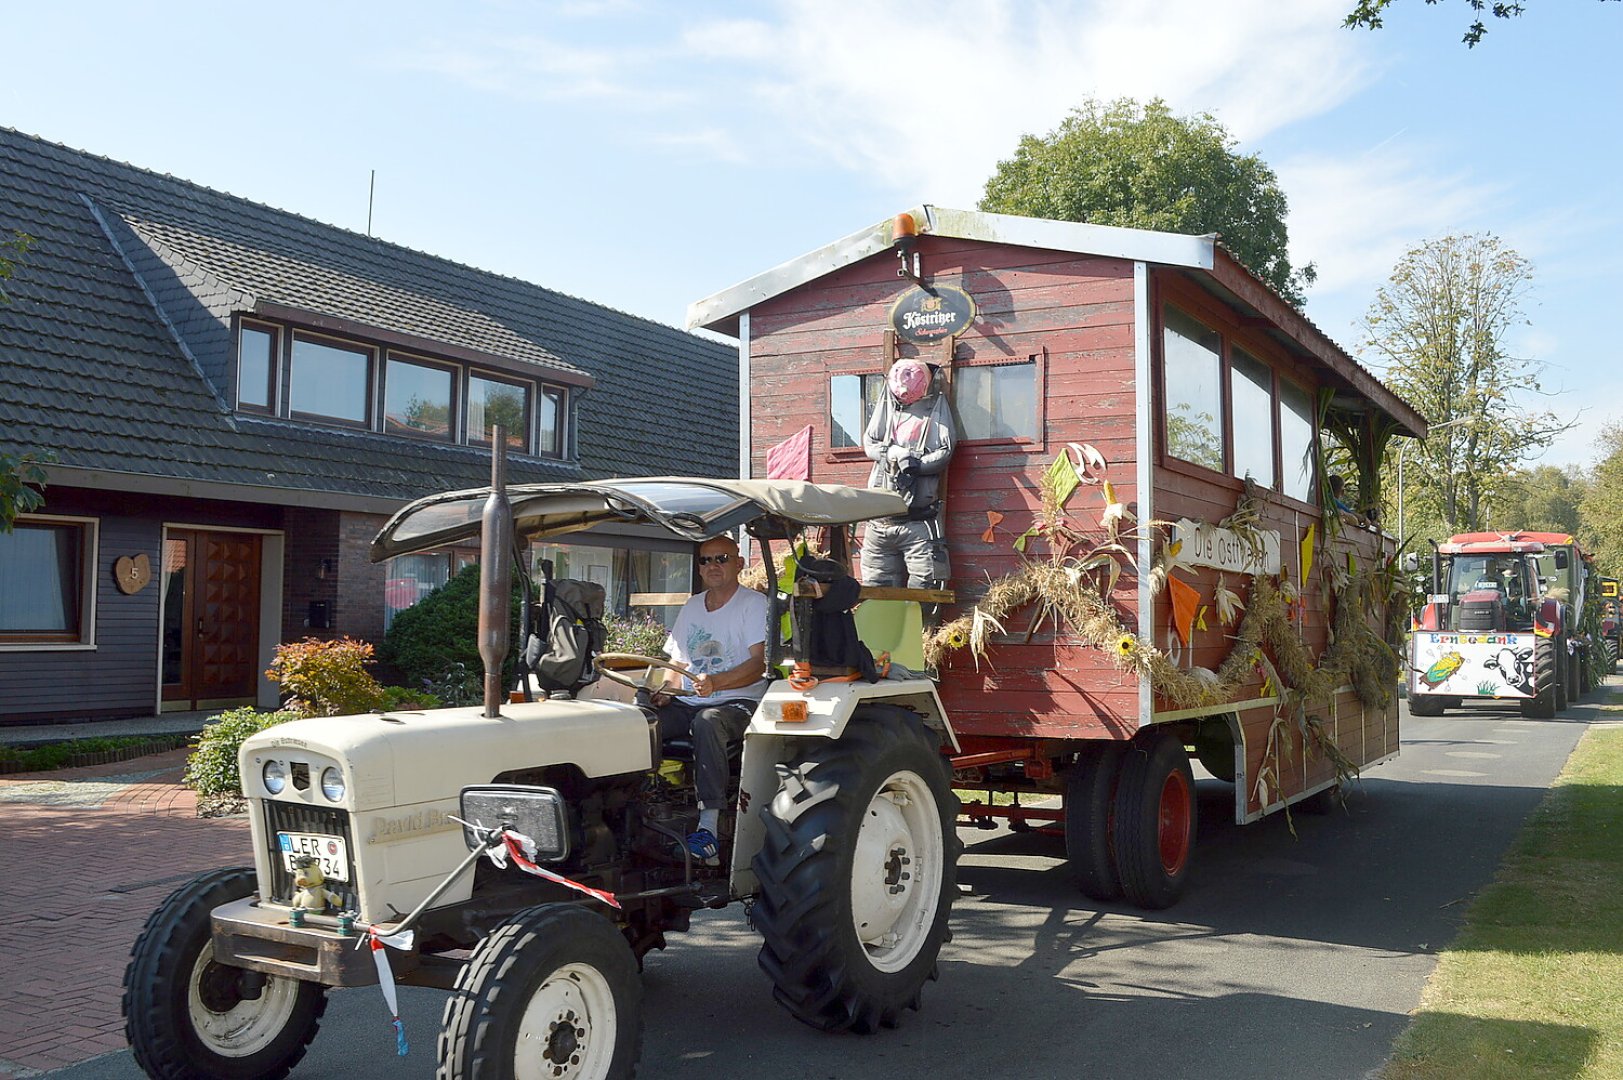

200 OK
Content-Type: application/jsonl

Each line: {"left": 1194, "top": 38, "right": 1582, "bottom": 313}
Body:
{"left": 1441, "top": 532, "right": 1585, "bottom": 557}
{"left": 371, "top": 477, "right": 908, "bottom": 561}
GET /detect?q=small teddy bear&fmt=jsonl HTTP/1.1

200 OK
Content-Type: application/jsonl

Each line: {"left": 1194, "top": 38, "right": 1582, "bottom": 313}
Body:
{"left": 290, "top": 855, "right": 343, "bottom": 912}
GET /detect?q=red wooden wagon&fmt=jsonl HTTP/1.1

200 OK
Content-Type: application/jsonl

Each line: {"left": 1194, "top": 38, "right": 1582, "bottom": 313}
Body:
{"left": 690, "top": 206, "right": 1425, "bottom": 907}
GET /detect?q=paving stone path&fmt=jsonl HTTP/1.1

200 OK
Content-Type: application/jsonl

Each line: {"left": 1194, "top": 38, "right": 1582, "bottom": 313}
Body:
{"left": 0, "top": 750, "right": 248, "bottom": 1078}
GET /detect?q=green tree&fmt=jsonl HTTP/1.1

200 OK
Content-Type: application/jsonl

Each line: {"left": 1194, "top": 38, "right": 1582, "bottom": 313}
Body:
{"left": 0, "top": 451, "right": 50, "bottom": 533}
{"left": 1579, "top": 424, "right": 1623, "bottom": 574}
{"left": 0, "top": 230, "right": 30, "bottom": 305}
{"left": 1345, "top": 1, "right": 1619, "bottom": 47}
{"left": 1365, "top": 233, "right": 1570, "bottom": 538}
{"left": 979, "top": 97, "right": 1315, "bottom": 306}
{"left": 1490, "top": 464, "right": 1586, "bottom": 534}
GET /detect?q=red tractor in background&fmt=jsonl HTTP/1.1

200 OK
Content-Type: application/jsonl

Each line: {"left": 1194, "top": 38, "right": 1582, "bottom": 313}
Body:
{"left": 1408, "top": 532, "right": 1597, "bottom": 718}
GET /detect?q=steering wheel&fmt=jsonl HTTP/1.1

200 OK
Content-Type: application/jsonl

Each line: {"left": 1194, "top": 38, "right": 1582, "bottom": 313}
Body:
{"left": 595, "top": 652, "right": 690, "bottom": 691}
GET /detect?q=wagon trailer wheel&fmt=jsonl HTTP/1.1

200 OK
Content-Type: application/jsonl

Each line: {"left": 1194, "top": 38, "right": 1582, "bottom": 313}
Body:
{"left": 752, "top": 705, "right": 960, "bottom": 1033}
{"left": 438, "top": 903, "right": 641, "bottom": 1080}
{"left": 124, "top": 867, "right": 326, "bottom": 1080}
{"left": 1555, "top": 634, "right": 1570, "bottom": 712}
{"left": 594, "top": 653, "right": 688, "bottom": 692}
{"left": 1111, "top": 731, "right": 1196, "bottom": 910}
{"left": 1064, "top": 742, "right": 1125, "bottom": 902}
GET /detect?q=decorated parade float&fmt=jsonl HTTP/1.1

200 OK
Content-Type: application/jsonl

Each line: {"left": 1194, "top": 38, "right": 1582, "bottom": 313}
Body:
{"left": 690, "top": 205, "right": 1424, "bottom": 907}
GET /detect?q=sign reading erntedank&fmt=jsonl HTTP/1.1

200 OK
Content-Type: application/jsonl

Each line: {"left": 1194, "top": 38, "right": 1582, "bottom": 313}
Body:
{"left": 890, "top": 284, "right": 976, "bottom": 344}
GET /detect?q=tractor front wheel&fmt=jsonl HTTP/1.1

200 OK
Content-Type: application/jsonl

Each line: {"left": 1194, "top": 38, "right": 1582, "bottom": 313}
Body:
{"left": 1112, "top": 731, "right": 1197, "bottom": 910}
{"left": 1522, "top": 639, "right": 1559, "bottom": 719}
{"left": 1408, "top": 693, "right": 1446, "bottom": 717}
{"left": 438, "top": 903, "right": 641, "bottom": 1080}
{"left": 124, "top": 868, "right": 326, "bottom": 1080}
{"left": 752, "top": 705, "right": 959, "bottom": 1033}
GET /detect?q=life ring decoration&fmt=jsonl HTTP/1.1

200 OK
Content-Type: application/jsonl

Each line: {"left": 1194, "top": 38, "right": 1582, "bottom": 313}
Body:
{"left": 889, "top": 284, "right": 977, "bottom": 345}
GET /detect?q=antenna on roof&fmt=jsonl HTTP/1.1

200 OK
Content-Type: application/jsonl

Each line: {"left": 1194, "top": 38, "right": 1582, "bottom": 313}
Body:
{"left": 367, "top": 169, "right": 376, "bottom": 237}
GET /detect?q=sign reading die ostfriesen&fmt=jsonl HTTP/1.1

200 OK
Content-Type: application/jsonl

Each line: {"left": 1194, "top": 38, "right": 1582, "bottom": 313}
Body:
{"left": 1172, "top": 518, "right": 1281, "bottom": 575}
{"left": 890, "top": 284, "right": 976, "bottom": 344}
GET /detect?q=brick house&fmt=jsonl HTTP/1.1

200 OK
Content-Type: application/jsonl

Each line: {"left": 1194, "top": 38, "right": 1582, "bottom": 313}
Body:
{"left": 0, "top": 128, "right": 735, "bottom": 723}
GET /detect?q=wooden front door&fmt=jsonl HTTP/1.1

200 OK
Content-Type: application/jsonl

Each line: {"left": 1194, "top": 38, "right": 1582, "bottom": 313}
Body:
{"left": 162, "top": 530, "right": 262, "bottom": 709}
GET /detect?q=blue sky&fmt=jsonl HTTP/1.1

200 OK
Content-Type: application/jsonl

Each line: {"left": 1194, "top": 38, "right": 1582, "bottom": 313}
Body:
{"left": 6, "top": 1, "right": 1616, "bottom": 468}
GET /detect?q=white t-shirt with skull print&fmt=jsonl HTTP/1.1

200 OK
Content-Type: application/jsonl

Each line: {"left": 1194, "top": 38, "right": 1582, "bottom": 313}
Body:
{"left": 664, "top": 585, "right": 770, "bottom": 706}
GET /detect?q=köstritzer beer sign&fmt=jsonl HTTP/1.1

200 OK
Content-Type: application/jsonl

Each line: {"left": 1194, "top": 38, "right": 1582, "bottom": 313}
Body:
{"left": 890, "top": 284, "right": 976, "bottom": 344}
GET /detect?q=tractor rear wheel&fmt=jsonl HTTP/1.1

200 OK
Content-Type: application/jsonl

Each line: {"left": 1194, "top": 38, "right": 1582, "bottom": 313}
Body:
{"left": 124, "top": 868, "right": 326, "bottom": 1080}
{"left": 752, "top": 706, "right": 959, "bottom": 1033}
{"left": 1064, "top": 743, "right": 1124, "bottom": 902}
{"left": 438, "top": 903, "right": 641, "bottom": 1080}
{"left": 1111, "top": 731, "right": 1196, "bottom": 910}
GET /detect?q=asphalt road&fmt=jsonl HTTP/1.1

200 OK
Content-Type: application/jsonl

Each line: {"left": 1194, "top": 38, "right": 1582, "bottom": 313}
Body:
{"left": 65, "top": 690, "right": 1599, "bottom": 1080}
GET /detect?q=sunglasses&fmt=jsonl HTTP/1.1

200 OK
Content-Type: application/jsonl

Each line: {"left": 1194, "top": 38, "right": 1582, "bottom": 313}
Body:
{"left": 697, "top": 553, "right": 734, "bottom": 566}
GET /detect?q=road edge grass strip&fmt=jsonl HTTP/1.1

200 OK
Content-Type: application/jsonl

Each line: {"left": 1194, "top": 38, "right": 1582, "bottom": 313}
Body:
{"left": 1381, "top": 726, "right": 1623, "bottom": 1080}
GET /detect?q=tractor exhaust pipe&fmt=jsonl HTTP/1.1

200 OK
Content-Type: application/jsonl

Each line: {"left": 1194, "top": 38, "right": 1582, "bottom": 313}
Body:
{"left": 479, "top": 427, "right": 513, "bottom": 718}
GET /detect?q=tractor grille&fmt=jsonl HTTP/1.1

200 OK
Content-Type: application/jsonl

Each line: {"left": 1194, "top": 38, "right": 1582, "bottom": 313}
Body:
{"left": 262, "top": 800, "right": 357, "bottom": 909}
{"left": 1457, "top": 600, "right": 1500, "bottom": 632}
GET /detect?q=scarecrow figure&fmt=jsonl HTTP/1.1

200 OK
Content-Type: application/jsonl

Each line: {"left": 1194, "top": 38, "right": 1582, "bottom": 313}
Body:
{"left": 860, "top": 358, "right": 956, "bottom": 589}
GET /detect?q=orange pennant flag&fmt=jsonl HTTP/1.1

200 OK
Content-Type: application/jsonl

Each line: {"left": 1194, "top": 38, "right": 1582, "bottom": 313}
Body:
{"left": 982, "top": 510, "right": 1005, "bottom": 544}
{"left": 1168, "top": 574, "right": 1201, "bottom": 645}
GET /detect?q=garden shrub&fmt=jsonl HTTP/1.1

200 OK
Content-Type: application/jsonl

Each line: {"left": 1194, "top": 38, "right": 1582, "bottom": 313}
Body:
{"left": 604, "top": 613, "right": 670, "bottom": 657}
{"left": 185, "top": 707, "right": 302, "bottom": 797}
{"left": 267, "top": 637, "right": 385, "bottom": 716}
{"left": 381, "top": 564, "right": 521, "bottom": 695}
{"left": 378, "top": 684, "right": 442, "bottom": 711}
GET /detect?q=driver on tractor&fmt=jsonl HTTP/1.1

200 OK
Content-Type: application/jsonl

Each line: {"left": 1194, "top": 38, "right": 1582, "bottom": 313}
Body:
{"left": 648, "top": 534, "right": 769, "bottom": 865}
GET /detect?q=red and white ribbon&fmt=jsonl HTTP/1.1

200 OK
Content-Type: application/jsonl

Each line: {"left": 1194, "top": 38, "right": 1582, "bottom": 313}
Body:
{"left": 367, "top": 927, "right": 411, "bottom": 1056}
{"left": 487, "top": 829, "right": 622, "bottom": 910}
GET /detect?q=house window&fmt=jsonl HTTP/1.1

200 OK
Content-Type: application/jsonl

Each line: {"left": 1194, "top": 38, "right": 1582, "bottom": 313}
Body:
{"left": 237, "top": 323, "right": 278, "bottom": 412}
{"left": 383, "top": 549, "right": 476, "bottom": 630}
{"left": 384, "top": 355, "right": 456, "bottom": 441}
{"left": 956, "top": 360, "right": 1037, "bottom": 440}
{"left": 290, "top": 334, "right": 372, "bottom": 425}
{"left": 1279, "top": 378, "right": 1316, "bottom": 502}
{"left": 1163, "top": 306, "right": 1225, "bottom": 471}
{"left": 531, "top": 542, "right": 693, "bottom": 629}
{"left": 468, "top": 373, "right": 531, "bottom": 452}
{"left": 0, "top": 518, "right": 96, "bottom": 646}
{"left": 830, "top": 373, "right": 885, "bottom": 448}
{"left": 1229, "top": 346, "right": 1276, "bottom": 487}
{"left": 538, "top": 386, "right": 566, "bottom": 458}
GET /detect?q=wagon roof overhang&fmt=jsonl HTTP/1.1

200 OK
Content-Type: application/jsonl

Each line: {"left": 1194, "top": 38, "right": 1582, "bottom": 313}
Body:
{"left": 687, "top": 206, "right": 1425, "bottom": 439}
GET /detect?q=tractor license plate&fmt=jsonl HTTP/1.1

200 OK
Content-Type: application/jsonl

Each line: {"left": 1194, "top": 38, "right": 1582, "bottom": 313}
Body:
{"left": 277, "top": 832, "right": 350, "bottom": 882}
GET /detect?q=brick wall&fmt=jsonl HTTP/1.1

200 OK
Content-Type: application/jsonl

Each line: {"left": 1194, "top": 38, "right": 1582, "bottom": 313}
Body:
{"left": 337, "top": 511, "right": 390, "bottom": 646}
{"left": 280, "top": 507, "right": 339, "bottom": 643}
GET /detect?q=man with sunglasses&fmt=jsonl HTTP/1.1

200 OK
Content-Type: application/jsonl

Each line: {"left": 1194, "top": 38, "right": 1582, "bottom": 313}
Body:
{"left": 652, "top": 534, "right": 768, "bottom": 864}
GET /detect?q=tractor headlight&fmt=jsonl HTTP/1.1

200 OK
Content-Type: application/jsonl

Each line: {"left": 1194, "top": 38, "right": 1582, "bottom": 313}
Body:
{"left": 320, "top": 767, "right": 346, "bottom": 802}
{"left": 262, "top": 760, "right": 287, "bottom": 795}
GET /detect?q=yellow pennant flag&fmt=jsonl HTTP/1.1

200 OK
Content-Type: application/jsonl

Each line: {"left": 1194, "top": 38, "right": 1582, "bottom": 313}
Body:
{"left": 1300, "top": 523, "right": 1316, "bottom": 587}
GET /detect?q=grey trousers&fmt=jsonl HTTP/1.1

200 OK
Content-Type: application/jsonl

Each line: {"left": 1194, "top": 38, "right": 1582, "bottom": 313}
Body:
{"left": 861, "top": 515, "right": 950, "bottom": 589}
{"left": 656, "top": 698, "right": 754, "bottom": 810}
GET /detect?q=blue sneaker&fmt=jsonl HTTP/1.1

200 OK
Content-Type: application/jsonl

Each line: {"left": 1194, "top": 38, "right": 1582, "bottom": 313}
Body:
{"left": 684, "top": 828, "right": 721, "bottom": 866}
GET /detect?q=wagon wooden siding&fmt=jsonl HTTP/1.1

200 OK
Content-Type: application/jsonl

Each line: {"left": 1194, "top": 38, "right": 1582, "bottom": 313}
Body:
{"left": 747, "top": 235, "right": 1142, "bottom": 741}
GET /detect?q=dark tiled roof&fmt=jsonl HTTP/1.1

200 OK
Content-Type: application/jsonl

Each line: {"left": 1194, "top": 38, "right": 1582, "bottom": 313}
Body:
{"left": 0, "top": 127, "right": 737, "bottom": 503}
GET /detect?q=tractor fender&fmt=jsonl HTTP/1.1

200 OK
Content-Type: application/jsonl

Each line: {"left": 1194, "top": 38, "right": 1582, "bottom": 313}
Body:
{"left": 747, "top": 677, "right": 959, "bottom": 752}
{"left": 1535, "top": 597, "right": 1564, "bottom": 638}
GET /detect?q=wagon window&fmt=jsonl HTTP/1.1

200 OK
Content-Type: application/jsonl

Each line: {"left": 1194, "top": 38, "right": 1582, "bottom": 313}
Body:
{"left": 830, "top": 373, "right": 884, "bottom": 448}
{"left": 1229, "top": 346, "right": 1276, "bottom": 487}
{"left": 956, "top": 360, "right": 1036, "bottom": 440}
{"left": 1279, "top": 378, "right": 1315, "bottom": 502}
{"left": 1162, "top": 306, "right": 1225, "bottom": 471}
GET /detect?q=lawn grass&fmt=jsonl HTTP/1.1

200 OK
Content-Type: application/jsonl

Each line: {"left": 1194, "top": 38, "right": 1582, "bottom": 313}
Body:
{"left": 1382, "top": 726, "right": 1623, "bottom": 1079}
